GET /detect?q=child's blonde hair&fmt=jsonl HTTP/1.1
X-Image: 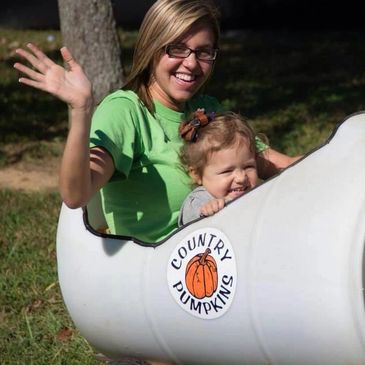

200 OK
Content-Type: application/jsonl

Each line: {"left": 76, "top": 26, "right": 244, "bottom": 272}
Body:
{"left": 179, "top": 111, "right": 257, "bottom": 177}
{"left": 123, "top": 0, "right": 221, "bottom": 112}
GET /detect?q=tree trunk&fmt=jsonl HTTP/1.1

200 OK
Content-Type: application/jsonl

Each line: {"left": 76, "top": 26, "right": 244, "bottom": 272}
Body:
{"left": 58, "top": 0, "right": 124, "bottom": 104}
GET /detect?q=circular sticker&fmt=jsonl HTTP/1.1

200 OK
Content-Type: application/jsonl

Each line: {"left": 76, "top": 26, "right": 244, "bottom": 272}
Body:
{"left": 167, "top": 228, "right": 237, "bottom": 319}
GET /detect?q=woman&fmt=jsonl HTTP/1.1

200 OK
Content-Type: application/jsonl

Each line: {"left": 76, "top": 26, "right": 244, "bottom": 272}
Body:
{"left": 14, "top": 0, "right": 298, "bottom": 243}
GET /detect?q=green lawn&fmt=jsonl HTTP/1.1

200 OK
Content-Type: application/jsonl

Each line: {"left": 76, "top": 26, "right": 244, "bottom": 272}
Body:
{"left": 1, "top": 27, "right": 365, "bottom": 364}
{"left": 0, "top": 190, "right": 100, "bottom": 364}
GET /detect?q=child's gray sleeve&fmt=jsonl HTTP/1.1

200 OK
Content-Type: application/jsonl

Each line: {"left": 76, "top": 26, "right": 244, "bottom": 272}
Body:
{"left": 178, "top": 188, "right": 213, "bottom": 226}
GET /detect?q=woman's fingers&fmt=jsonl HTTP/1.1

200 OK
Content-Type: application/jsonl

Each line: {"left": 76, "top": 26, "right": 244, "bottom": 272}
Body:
{"left": 15, "top": 46, "right": 50, "bottom": 75}
{"left": 26, "top": 43, "right": 54, "bottom": 67}
{"left": 16, "top": 76, "right": 44, "bottom": 90}
{"left": 15, "top": 43, "right": 56, "bottom": 77}
{"left": 60, "top": 47, "right": 79, "bottom": 71}
{"left": 13, "top": 61, "right": 43, "bottom": 82}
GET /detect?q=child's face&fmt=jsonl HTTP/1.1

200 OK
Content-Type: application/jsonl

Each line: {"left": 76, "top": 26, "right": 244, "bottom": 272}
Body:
{"left": 192, "top": 137, "right": 258, "bottom": 200}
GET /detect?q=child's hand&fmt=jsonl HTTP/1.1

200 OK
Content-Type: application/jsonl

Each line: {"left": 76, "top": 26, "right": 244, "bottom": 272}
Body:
{"left": 14, "top": 43, "right": 93, "bottom": 111}
{"left": 200, "top": 198, "right": 226, "bottom": 217}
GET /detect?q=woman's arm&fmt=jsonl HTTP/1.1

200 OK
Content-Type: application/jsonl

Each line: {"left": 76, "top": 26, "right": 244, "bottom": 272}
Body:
{"left": 59, "top": 111, "right": 114, "bottom": 208}
{"left": 14, "top": 43, "right": 114, "bottom": 207}
{"left": 257, "top": 147, "right": 302, "bottom": 180}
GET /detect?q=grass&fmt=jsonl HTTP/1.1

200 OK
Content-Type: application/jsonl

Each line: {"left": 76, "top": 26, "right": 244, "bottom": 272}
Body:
{"left": 0, "top": 190, "right": 100, "bottom": 364}
{"left": 1, "top": 27, "right": 365, "bottom": 363}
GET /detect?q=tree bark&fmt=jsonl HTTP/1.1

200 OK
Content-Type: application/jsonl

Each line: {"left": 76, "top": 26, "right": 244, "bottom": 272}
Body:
{"left": 58, "top": 0, "right": 124, "bottom": 104}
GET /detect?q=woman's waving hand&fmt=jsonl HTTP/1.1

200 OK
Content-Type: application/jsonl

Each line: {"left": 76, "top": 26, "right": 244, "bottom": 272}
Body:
{"left": 14, "top": 43, "right": 93, "bottom": 111}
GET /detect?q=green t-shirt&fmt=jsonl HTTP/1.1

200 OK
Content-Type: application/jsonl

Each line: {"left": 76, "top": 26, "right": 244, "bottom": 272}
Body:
{"left": 90, "top": 90, "right": 223, "bottom": 242}
{"left": 90, "top": 90, "right": 268, "bottom": 243}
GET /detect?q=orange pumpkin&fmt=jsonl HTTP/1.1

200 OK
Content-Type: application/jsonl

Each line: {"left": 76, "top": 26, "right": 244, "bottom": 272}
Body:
{"left": 185, "top": 248, "right": 218, "bottom": 299}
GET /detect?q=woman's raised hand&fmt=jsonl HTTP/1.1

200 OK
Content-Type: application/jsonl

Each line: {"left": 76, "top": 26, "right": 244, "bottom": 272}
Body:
{"left": 14, "top": 43, "right": 93, "bottom": 111}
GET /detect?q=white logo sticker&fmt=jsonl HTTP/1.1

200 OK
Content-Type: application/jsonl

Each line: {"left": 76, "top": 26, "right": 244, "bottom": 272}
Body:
{"left": 167, "top": 228, "right": 237, "bottom": 319}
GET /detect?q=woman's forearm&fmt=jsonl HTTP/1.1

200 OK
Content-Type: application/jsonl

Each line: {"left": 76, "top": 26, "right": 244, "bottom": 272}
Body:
{"left": 60, "top": 107, "right": 115, "bottom": 208}
{"left": 59, "top": 107, "right": 95, "bottom": 208}
{"left": 257, "top": 148, "right": 302, "bottom": 180}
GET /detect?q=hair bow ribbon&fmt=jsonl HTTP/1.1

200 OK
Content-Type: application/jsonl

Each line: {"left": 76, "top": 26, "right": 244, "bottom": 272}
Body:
{"left": 179, "top": 109, "right": 215, "bottom": 142}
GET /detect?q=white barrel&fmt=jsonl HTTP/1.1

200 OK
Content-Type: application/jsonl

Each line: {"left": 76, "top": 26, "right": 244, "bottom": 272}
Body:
{"left": 57, "top": 112, "right": 365, "bottom": 364}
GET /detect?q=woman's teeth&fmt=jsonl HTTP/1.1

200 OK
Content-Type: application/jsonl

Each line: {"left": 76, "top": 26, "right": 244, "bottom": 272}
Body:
{"left": 175, "top": 73, "right": 196, "bottom": 82}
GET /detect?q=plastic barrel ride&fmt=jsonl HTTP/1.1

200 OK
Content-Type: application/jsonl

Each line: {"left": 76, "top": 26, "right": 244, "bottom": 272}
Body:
{"left": 57, "top": 112, "right": 365, "bottom": 365}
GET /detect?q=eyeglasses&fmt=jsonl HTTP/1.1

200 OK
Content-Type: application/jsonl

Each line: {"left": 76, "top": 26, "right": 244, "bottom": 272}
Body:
{"left": 165, "top": 44, "right": 218, "bottom": 61}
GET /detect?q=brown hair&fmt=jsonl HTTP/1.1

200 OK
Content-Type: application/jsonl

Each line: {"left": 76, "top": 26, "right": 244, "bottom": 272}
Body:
{"left": 122, "top": 0, "right": 221, "bottom": 112}
{"left": 179, "top": 111, "right": 257, "bottom": 177}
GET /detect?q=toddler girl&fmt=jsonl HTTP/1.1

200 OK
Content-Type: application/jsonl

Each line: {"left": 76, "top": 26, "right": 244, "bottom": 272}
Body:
{"left": 178, "top": 110, "right": 259, "bottom": 226}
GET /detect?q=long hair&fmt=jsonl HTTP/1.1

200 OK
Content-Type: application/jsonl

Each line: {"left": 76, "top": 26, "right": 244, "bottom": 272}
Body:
{"left": 123, "top": 0, "right": 221, "bottom": 112}
{"left": 180, "top": 112, "right": 257, "bottom": 178}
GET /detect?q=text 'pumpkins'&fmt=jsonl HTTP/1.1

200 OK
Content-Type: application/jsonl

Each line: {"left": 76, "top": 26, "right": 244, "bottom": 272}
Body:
{"left": 185, "top": 248, "right": 218, "bottom": 299}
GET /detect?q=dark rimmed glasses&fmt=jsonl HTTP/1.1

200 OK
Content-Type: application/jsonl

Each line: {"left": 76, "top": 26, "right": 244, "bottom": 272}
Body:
{"left": 165, "top": 44, "right": 218, "bottom": 61}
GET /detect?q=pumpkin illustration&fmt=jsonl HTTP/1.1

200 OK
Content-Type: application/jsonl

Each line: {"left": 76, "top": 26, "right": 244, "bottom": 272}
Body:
{"left": 185, "top": 248, "right": 218, "bottom": 299}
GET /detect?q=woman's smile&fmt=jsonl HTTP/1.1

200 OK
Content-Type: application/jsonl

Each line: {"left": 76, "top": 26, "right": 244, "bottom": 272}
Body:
{"left": 175, "top": 72, "right": 197, "bottom": 82}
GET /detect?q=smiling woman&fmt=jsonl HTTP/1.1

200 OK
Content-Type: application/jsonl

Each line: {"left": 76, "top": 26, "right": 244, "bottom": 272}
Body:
{"left": 14, "top": 0, "right": 298, "bottom": 242}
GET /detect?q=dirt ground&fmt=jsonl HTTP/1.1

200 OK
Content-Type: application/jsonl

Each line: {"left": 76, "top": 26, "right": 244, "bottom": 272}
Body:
{"left": 0, "top": 156, "right": 59, "bottom": 192}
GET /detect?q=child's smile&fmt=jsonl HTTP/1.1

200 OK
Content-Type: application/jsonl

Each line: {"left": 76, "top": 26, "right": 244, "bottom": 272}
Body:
{"left": 193, "top": 136, "right": 258, "bottom": 200}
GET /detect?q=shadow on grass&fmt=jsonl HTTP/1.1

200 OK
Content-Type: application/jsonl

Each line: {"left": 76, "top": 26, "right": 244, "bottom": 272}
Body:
{"left": 0, "top": 83, "right": 68, "bottom": 143}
